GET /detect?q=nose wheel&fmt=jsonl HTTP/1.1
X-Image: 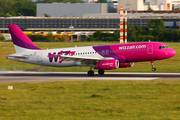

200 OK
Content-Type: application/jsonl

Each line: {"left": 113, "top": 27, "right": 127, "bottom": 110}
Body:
{"left": 151, "top": 61, "right": 156, "bottom": 71}
{"left": 152, "top": 67, "right": 156, "bottom": 71}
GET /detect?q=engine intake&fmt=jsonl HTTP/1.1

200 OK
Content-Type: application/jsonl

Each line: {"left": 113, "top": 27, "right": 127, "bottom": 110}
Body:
{"left": 119, "top": 62, "right": 134, "bottom": 68}
{"left": 94, "top": 59, "right": 119, "bottom": 70}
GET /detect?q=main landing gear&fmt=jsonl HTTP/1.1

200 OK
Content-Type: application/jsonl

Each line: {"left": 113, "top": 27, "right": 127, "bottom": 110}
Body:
{"left": 88, "top": 66, "right": 94, "bottom": 76}
{"left": 87, "top": 69, "right": 105, "bottom": 76}
{"left": 88, "top": 70, "right": 94, "bottom": 76}
{"left": 87, "top": 67, "right": 105, "bottom": 76}
{"left": 98, "top": 70, "right": 105, "bottom": 75}
{"left": 151, "top": 61, "right": 156, "bottom": 71}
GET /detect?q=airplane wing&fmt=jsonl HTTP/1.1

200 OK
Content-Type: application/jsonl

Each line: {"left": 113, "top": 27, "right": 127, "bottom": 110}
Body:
{"left": 56, "top": 55, "right": 114, "bottom": 65}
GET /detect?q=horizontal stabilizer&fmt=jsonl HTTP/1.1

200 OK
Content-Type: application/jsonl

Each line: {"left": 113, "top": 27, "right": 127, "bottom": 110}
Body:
{"left": 6, "top": 55, "right": 29, "bottom": 59}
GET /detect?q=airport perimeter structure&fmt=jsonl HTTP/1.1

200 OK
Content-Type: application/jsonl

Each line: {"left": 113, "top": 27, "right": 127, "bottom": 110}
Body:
{"left": 0, "top": 17, "right": 180, "bottom": 32}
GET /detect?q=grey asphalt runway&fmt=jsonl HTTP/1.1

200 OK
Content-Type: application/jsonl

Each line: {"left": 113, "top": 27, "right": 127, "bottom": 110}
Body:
{"left": 0, "top": 71, "right": 180, "bottom": 83}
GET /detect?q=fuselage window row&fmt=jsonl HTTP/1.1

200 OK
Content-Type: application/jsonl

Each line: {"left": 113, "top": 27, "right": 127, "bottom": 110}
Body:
{"left": 72, "top": 48, "right": 147, "bottom": 56}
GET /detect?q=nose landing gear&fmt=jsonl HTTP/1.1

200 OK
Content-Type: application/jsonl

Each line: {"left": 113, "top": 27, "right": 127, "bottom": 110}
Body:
{"left": 151, "top": 61, "right": 156, "bottom": 71}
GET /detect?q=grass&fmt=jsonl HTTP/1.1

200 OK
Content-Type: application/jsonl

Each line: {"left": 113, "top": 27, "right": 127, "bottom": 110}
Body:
{"left": 0, "top": 80, "right": 180, "bottom": 120}
{"left": 0, "top": 41, "right": 180, "bottom": 72}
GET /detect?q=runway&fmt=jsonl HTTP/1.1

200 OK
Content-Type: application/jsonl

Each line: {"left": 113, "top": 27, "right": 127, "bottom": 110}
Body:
{"left": 0, "top": 71, "right": 180, "bottom": 83}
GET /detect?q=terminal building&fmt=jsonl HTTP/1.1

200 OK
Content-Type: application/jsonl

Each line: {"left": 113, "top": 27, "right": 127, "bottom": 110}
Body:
{"left": 0, "top": 17, "right": 180, "bottom": 32}
{"left": 118, "top": 0, "right": 180, "bottom": 11}
{"left": 1, "top": 2, "right": 180, "bottom": 33}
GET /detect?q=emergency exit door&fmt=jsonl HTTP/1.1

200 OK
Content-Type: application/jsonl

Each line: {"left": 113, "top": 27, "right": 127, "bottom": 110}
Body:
{"left": 147, "top": 44, "right": 153, "bottom": 54}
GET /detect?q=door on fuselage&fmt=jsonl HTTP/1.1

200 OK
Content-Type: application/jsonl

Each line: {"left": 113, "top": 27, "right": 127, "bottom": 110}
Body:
{"left": 147, "top": 44, "right": 153, "bottom": 54}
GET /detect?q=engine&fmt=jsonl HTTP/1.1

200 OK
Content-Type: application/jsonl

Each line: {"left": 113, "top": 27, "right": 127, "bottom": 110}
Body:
{"left": 119, "top": 62, "right": 134, "bottom": 68}
{"left": 94, "top": 59, "right": 119, "bottom": 70}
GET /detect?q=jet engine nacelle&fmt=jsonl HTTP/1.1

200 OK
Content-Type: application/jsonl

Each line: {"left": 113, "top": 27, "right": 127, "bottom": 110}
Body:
{"left": 119, "top": 62, "right": 134, "bottom": 68}
{"left": 94, "top": 59, "right": 119, "bottom": 70}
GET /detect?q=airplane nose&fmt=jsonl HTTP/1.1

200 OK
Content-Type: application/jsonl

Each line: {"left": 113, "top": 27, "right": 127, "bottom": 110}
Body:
{"left": 167, "top": 49, "right": 176, "bottom": 58}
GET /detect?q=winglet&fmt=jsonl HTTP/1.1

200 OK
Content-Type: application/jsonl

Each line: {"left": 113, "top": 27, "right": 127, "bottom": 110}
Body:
{"left": 8, "top": 24, "right": 41, "bottom": 53}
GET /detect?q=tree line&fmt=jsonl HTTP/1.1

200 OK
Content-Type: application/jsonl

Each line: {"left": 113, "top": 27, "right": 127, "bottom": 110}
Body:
{"left": 88, "top": 19, "right": 180, "bottom": 42}
{"left": 0, "top": 0, "right": 36, "bottom": 17}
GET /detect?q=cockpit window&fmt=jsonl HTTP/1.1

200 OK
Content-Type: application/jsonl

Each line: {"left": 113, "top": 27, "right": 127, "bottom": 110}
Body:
{"left": 159, "top": 46, "right": 169, "bottom": 49}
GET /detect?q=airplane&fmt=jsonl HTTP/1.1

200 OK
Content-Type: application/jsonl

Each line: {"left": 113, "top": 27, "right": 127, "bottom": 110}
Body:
{"left": 6, "top": 24, "right": 176, "bottom": 76}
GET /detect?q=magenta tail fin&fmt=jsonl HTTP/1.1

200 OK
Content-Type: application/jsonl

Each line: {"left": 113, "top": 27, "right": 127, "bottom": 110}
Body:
{"left": 8, "top": 24, "right": 41, "bottom": 53}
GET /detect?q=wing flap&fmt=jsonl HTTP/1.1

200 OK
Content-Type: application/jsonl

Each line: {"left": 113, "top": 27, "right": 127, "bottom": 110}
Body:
{"left": 57, "top": 55, "right": 114, "bottom": 65}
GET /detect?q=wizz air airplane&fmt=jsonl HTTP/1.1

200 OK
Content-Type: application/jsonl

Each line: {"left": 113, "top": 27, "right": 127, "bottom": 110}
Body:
{"left": 6, "top": 24, "right": 176, "bottom": 76}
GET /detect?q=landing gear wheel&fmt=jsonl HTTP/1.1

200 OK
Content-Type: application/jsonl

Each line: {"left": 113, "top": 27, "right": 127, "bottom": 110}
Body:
{"left": 98, "top": 70, "right": 105, "bottom": 75}
{"left": 150, "top": 61, "right": 156, "bottom": 71}
{"left": 88, "top": 70, "right": 94, "bottom": 76}
{"left": 152, "top": 67, "right": 156, "bottom": 71}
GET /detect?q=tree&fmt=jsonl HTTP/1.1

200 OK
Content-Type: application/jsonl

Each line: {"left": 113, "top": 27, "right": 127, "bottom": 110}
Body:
{"left": 46, "top": 30, "right": 54, "bottom": 42}
{"left": 146, "top": 4, "right": 154, "bottom": 12}
{"left": 6, "top": 13, "right": 12, "bottom": 17}
{"left": 15, "top": 0, "right": 36, "bottom": 16}
{"left": 0, "top": 0, "right": 36, "bottom": 17}
{"left": 96, "top": 0, "right": 108, "bottom": 3}
{"left": 38, "top": 0, "right": 85, "bottom": 3}
{"left": 87, "top": 36, "right": 94, "bottom": 41}
{"left": 44, "top": 0, "right": 54, "bottom": 3}
{"left": 93, "top": 30, "right": 103, "bottom": 40}
{"left": 171, "top": 30, "right": 180, "bottom": 42}
{"left": 44, "top": 13, "right": 50, "bottom": 17}
{"left": 148, "top": 19, "right": 166, "bottom": 41}
{"left": 0, "top": 7, "right": 4, "bottom": 17}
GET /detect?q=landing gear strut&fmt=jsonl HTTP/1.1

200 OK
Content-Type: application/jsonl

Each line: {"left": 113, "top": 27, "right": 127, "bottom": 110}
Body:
{"left": 98, "top": 70, "right": 105, "bottom": 75}
{"left": 87, "top": 66, "right": 94, "bottom": 76}
{"left": 151, "top": 61, "right": 156, "bottom": 71}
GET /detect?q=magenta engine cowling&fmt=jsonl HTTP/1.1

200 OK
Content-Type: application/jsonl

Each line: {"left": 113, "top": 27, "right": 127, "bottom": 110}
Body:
{"left": 95, "top": 59, "right": 119, "bottom": 70}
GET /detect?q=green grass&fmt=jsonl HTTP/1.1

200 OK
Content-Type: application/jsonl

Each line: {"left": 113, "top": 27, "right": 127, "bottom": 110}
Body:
{"left": 0, "top": 41, "right": 180, "bottom": 72}
{"left": 0, "top": 80, "right": 180, "bottom": 120}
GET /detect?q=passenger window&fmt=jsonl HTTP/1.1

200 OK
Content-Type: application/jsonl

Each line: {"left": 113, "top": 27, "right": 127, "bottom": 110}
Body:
{"left": 106, "top": 50, "right": 109, "bottom": 55}
{"left": 102, "top": 50, "right": 105, "bottom": 55}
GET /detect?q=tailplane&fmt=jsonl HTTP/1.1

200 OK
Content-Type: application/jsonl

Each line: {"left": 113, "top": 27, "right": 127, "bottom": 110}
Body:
{"left": 8, "top": 24, "right": 41, "bottom": 53}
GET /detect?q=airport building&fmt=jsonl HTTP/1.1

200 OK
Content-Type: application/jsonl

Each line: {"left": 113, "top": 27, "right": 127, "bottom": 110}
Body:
{"left": 37, "top": 3, "right": 117, "bottom": 17}
{"left": 0, "top": 17, "right": 180, "bottom": 32}
{"left": 2, "top": 1, "right": 180, "bottom": 33}
{"left": 118, "top": 0, "right": 180, "bottom": 11}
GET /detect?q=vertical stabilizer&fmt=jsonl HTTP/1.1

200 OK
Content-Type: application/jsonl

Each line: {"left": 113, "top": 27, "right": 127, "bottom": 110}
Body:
{"left": 8, "top": 24, "right": 41, "bottom": 53}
